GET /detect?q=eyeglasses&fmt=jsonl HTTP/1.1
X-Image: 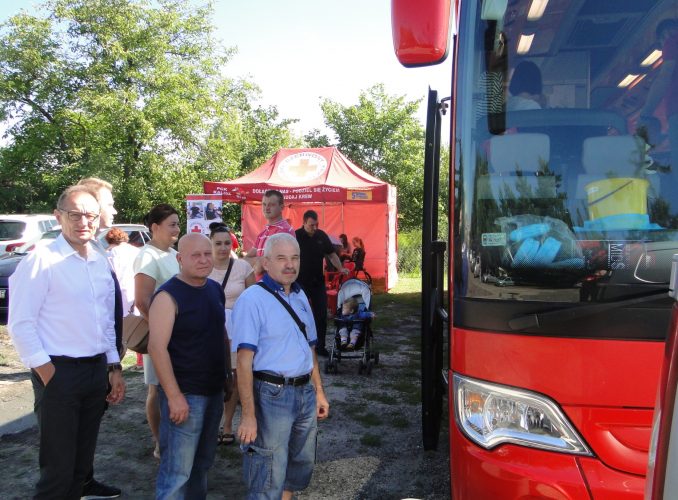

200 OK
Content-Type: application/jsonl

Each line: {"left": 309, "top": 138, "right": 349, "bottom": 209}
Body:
{"left": 58, "top": 209, "right": 100, "bottom": 223}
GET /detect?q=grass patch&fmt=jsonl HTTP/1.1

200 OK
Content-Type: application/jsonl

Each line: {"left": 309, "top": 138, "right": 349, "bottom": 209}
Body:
{"left": 388, "top": 378, "right": 421, "bottom": 405}
{"left": 374, "top": 342, "right": 399, "bottom": 355}
{"left": 390, "top": 276, "right": 422, "bottom": 294}
{"left": 341, "top": 406, "right": 383, "bottom": 427}
{"left": 360, "top": 433, "right": 383, "bottom": 447}
{"left": 389, "top": 413, "right": 410, "bottom": 429}
{"left": 399, "top": 335, "right": 421, "bottom": 349}
{"left": 363, "top": 392, "right": 398, "bottom": 405}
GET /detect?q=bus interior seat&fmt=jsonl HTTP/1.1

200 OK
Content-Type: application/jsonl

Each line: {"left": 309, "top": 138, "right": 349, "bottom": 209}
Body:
{"left": 477, "top": 133, "right": 555, "bottom": 200}
{"left": 582, "top": 135, "right": 643, "bottom": 176}
{"left": 490, "top": 133, "right": 550, "bottom": 173}
{"left": 573, "top": 135, "right": 658, "bottom": 221}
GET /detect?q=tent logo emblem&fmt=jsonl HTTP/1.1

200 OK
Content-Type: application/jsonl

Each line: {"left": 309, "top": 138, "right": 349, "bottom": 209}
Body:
{"left": 278, "top": 152, "right": 328, "bottom": 182}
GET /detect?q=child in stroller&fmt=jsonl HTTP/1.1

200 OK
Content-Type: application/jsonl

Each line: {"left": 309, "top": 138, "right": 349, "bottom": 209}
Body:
{"left": 336, "top": 296, "right": 375, "bottom": 350}
{"left": 326, "top": 279, "right": 378, "bottom": 375}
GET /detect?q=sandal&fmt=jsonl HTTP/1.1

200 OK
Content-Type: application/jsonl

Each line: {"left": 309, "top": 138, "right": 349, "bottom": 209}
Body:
{"left": 218, "top": 429, "right": 236, "bottom": 445}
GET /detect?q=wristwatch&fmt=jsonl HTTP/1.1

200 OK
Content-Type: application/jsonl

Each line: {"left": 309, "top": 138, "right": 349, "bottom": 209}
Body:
{"left": 107, "top": 363, "right": 123, "bottom": 373}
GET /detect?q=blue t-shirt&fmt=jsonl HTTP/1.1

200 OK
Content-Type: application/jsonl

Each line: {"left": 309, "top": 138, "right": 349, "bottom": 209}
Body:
{"left": 155, "top": 277, "right": 226, "bottom": 395}
{"left": 231, "top": 274, "right": 316, "bottom": 378}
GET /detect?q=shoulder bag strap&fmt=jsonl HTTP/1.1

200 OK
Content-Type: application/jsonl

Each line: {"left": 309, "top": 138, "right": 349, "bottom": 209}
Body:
{"left": 221, "top": 259, "right": 235, "bottom": 289}
{"left": 256, "top": 282, "right": 307, "bottom": 340}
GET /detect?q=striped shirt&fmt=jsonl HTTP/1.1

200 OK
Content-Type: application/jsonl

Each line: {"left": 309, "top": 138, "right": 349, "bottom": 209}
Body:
{"left": 254, "top": 219, "right": 295, "bottom": 256}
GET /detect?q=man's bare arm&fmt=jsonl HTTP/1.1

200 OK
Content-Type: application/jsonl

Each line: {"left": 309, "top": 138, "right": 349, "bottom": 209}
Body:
{"left": 311, "top": 349, "right": 330, "bottom": 419}
{"left": 236, "top": 349, "right": 257, "bottom": 445}
{"left": 326, "top": 252, "right": 347, "bottom": 275}
{"left": 148, "top": 291, "right": 189, "bottom": 424}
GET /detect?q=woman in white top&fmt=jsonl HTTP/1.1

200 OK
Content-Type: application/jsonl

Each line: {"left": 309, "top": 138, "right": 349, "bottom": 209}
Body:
{"left": 207, "top": 222, "right": 254, "bottom": 445}
{"left": 133, "top": 204, "right": 181, "bottom": 459}
{"left": 106, "top": 227, "right": 140, "bottom": 316}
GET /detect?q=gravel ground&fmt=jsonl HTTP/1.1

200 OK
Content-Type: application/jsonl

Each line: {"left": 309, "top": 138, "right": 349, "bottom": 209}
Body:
{"left": 0, "top": 289, "right": 450, "bottom": 499}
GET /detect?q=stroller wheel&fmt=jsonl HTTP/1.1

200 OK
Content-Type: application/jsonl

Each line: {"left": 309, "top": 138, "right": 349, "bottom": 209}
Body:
{"left": 358, "top": 359, "right": 365, "bottom": 375}
{"left": 332, "top": 360, "right": 339, "bottom": 374}
{"left": 373, "top": 351, "right": 380, "bottom": 365}
{"left": 324, "top": 361, "right": 331, "bottom": 375}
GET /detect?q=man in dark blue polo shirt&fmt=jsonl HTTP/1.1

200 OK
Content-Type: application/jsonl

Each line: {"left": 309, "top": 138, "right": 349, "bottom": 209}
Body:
{"left": 148, "top": 233, "right": 232, "bottom": 499}
{"left": 295, "top": 210, "right": 347, "bottom": 356}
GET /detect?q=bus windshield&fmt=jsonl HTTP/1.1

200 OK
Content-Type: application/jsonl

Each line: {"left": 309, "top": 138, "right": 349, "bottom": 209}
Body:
{"left": 455, "top": 0, "right": 678, "bottom": 337}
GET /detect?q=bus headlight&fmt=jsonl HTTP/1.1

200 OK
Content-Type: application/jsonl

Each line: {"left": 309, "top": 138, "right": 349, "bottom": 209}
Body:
{"left": 454, "top": 374, "right": 592, "bottom": 455}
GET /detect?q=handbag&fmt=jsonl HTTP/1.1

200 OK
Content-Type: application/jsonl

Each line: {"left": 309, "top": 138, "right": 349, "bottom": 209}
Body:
{"left": 122, "top": 303, "right": 149, "bottom": 354}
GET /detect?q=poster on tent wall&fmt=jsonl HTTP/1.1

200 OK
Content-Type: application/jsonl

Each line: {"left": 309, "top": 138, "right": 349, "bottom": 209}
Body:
{"left": 185, "top": 194, "right": 223, "bottom": 235}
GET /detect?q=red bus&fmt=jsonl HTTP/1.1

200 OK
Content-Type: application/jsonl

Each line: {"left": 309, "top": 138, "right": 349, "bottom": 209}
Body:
{"left": 392, "top": 1, "right": 678, "bottom": 498}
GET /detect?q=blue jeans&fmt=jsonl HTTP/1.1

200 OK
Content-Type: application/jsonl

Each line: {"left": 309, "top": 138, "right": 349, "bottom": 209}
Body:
{"left": 156, "top": 388, "right": 223, "bottom": 500}
{"left": 243, "top": 380, "right": 318, "bottom": 499}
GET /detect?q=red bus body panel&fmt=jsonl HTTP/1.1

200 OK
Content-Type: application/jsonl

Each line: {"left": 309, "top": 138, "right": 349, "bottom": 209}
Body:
{"left": 450, "top": 328, "right": 663, "bottom": 497}
{"left": 391, "top": 0, "right": 452, "bottom": 66}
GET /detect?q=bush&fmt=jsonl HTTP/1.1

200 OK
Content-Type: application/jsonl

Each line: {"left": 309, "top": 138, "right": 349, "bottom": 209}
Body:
{"left": 398, "top": 230, "right": 422, "bottom": 276}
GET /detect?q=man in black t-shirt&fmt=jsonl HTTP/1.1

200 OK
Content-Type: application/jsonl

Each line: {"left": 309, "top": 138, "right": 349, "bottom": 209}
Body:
{"left": 295, "top": 210, "right": 347, "bottom": 356}
{"left": 148, "top": 233, "right": 233, "bottom": 498}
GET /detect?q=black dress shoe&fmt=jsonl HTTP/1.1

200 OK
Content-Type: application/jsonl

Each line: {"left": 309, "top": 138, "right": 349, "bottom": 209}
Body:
{"left": 81, "top": 478, "right": 121, "bottom": 499}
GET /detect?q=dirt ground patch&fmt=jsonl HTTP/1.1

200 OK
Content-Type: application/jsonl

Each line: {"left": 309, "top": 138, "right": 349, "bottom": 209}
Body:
{"left": 0, "top": 290, "right": 450, "bottom": 499}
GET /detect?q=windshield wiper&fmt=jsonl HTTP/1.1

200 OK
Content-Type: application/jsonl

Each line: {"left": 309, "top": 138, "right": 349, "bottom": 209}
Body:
{"left": 508, "top": 289, "right": 670, "bottom": 331}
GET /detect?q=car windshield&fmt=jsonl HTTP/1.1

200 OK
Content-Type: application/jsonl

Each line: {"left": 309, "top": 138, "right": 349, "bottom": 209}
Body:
{"left": 453, "top": 0, "right": 678, "bottom": 338}
{"left": 0, "top": 221, "right": 26, "bottom": 241}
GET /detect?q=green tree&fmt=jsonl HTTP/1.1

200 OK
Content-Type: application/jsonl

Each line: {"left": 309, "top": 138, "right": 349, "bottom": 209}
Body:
{"left": 0, "top": 0, "right": 296, "bottom": 222}
{"left": 309, "top": 84, "right": 425, "bottom": 230}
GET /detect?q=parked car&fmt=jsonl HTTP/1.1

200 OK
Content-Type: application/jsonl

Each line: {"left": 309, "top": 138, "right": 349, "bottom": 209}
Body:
{"left": 0, "top": 253, "right": 24, "bottom": 314}
{"left": 0, "top": 214, "right": 58, "bottom": 255}
{"left": 18, "top": 224, "right": 151, "bottom": 253}
{"left": 97, "top": 224, "right": 151, "bottom": 249}
{"left": 0, "top": 224, "right": 150, "bottom": 314}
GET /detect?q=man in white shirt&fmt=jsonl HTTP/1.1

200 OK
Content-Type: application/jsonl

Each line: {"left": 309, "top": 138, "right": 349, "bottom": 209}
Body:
{"left": 76, "top": 177, "right": 125, "bottom": 499}
{"left": 8, "top": 185, "right": 125, "bottom": 499}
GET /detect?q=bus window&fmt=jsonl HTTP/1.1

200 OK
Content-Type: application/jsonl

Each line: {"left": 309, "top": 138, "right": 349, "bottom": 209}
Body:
{"left": 456, "top": 0, "right": 678, "bottom": 337}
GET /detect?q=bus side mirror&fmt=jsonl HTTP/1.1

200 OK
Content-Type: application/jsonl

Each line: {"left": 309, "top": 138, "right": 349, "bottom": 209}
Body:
{"left": 391, "top": 0, "right": 453, "bottom": 67}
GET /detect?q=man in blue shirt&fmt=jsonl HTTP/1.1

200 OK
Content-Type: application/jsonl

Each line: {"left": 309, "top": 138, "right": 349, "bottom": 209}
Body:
{"left": 232, "top": 232, "right": 330, "bottom": 500}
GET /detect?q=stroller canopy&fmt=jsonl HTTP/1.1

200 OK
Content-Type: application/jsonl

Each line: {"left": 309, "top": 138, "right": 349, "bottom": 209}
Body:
{"left": 337, "top": 279, "right": 372, "bottom": 310}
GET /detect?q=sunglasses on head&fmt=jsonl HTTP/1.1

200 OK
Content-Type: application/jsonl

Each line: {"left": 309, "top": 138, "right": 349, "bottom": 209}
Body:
{"left": 210, "top": 225, "right": 231, "bottom": 235}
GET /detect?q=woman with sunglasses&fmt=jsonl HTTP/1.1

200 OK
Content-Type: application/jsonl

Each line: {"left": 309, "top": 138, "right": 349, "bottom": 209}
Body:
{"left": 207, "top": 222, "right": 254, "bottom": 445}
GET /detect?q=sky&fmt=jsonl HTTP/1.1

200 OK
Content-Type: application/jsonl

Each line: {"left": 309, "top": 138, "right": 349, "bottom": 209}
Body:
{"left": 0, "top": 0, "right": 454, "bottom": 136}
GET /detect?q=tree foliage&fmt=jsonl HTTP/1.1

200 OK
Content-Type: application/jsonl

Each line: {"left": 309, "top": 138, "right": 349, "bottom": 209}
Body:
{"left": 308, "top": 84, "right": 425, "bottom": 230}
{"left": 0, "top": 0, "right": 298, "bottom": 222}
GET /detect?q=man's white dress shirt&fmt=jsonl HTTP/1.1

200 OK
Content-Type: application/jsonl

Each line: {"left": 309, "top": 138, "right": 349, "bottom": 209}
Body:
{"left": 8, "top": 234, "right": 119, "bottom": 368}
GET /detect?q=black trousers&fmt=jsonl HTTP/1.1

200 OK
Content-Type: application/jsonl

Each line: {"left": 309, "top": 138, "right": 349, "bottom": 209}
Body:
{"left": 299, "top": 281, "right": 328, "bottom": 350}
{"left": 31, "top": 356, "right": 108, "bottom": 500}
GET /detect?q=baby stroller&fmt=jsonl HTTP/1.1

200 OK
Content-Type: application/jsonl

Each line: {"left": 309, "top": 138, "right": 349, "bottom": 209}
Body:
{"left": 324, "top": 278, "right": 379, "bottom": 376}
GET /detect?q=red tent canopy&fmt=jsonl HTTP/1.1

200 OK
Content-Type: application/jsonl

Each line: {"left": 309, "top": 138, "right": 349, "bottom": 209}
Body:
{"left": 204, "top": 147, "right": 389, "bottom": 203}
{"left": 203, "top": 147, "right": 398, "bottom": 291}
